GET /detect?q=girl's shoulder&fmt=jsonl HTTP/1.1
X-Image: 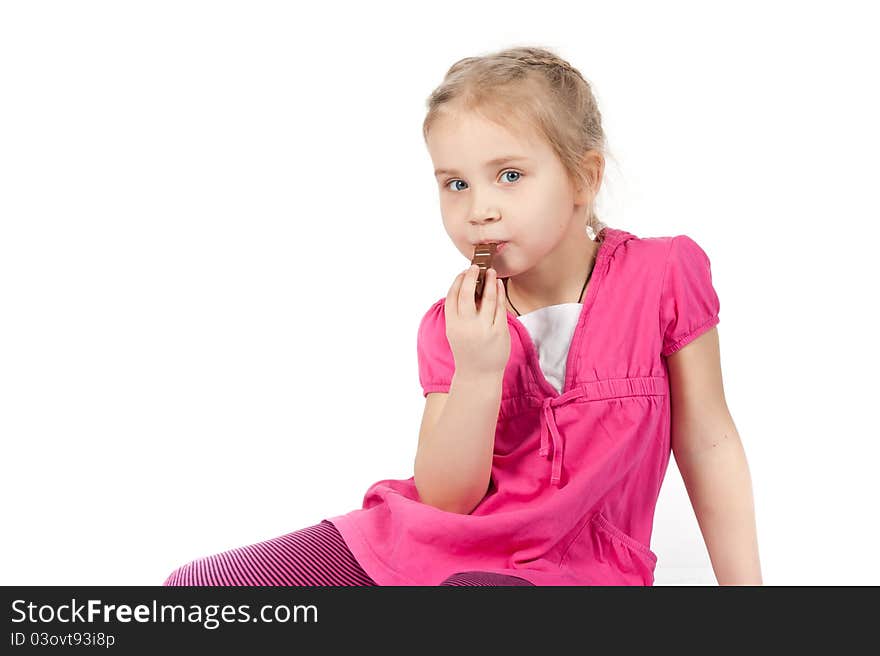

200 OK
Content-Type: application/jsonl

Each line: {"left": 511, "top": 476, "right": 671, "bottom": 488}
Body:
{"left": 606, "top": 228, "right": 713, "bottom": 275}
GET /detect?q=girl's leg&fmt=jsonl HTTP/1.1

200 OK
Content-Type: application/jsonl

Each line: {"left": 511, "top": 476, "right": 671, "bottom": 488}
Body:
{"left": 438, "top": 571, "right": 535, "bottom": 586}
{"left": 163, "top": 520, "right": 378, "bottom": 586}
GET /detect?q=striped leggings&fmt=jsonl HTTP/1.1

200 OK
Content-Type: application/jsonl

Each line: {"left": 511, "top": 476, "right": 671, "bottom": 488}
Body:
{"left": 163, "top": 519, "right": 535, "bottom": 587}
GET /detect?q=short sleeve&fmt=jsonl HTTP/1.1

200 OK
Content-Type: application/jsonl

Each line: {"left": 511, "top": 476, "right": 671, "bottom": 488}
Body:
{"left": 659, "top": 235, "right": 721, "bottom": 357}
{"left": 417, "top": 300, "right": 456, "bottom": 397}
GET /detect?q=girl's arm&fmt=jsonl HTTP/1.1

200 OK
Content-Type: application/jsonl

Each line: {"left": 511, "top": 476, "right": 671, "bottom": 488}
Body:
{"left": 667, "top": 326, "right": 763, "bottom": 585}
{"left": 414, "top": 369, "right": 503, "bottom": 515}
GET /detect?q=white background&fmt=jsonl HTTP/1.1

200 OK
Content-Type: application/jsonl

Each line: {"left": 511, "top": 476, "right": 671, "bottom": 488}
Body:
{"left": 1, "top": 0, "right": 877, "bottom": 586}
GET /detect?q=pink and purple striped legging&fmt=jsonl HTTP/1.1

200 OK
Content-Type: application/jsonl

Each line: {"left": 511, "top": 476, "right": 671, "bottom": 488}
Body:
{"left": 163, "top": 519, "right": 535, "bottom": 586}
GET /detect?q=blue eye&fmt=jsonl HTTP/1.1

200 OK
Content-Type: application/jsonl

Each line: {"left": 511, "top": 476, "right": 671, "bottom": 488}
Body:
{"left": 444, "top": 169, "right": 522, "bottom": 192}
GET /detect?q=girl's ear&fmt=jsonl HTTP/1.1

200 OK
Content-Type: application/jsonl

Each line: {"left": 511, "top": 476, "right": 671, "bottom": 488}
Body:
{"left": 574, "top": 150, "right": 604, "bottom": 204}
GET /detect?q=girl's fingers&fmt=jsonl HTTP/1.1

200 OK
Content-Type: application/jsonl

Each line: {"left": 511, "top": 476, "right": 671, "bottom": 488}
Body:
{"left": 479, "top": 267, "right": 496, "bottom": 319}
{"left": 447, "top": 268, "right": 466, "bottom": 318}
{"left": 459, "top": 264, "right": 478, "bottom": 316}
{"left": 494, "top": 274, "right": 506, "bottom": 326}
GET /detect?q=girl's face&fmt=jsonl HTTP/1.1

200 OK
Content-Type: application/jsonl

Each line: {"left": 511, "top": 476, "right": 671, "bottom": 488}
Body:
{"left": 426, "top": 108, "right": 587, "bottom": 279}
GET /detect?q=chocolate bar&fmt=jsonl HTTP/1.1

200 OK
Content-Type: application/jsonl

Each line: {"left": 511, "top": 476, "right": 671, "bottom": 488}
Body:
{"left": 471, "top": 243, "right": 498, "bottom": 302}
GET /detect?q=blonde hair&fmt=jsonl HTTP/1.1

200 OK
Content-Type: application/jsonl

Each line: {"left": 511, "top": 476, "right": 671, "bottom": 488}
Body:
{"left": 423, "top": 45, "right": 610, "bottom": 236}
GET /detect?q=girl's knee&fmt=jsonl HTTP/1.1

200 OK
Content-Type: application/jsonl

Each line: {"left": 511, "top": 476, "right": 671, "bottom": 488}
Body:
{"left": 162, "top": 561, "right": 192, "bottom": 586}
{"left": 439, "top": 571, "right": 535, "bottom": 586}
{"left": 163, "top": 559, "right": 216, "bottom": 586}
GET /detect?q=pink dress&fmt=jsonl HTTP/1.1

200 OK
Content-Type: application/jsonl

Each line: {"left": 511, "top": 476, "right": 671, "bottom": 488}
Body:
{"left": 327, "top": 227, "right": 721, "bottom": 585}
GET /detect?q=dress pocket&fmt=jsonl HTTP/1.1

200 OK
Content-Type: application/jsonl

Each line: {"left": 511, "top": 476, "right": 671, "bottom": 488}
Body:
{"left": 560, "top": 510, "right": 658, "bottom": 585}
{"left": 592, "top": 512, "right": 658, "bottom": 567}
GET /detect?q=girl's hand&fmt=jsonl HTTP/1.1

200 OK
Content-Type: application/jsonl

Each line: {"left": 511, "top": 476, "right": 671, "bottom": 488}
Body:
{"left": 444, "top": 264, "right": 511, "bottom": 379}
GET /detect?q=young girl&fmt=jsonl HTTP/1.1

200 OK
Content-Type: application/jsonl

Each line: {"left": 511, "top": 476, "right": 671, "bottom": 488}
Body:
{"left": 164, "top": 45, "right": 762, "bottom": 586}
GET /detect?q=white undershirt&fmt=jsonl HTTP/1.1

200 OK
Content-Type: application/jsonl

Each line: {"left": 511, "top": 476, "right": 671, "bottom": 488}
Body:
{"left": 515, "top": 302, "right": 582, "bottom": 394}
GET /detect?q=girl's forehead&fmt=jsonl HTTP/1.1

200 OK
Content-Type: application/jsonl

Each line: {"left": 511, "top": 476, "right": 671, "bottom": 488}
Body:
{"left": 429, "top": 110, "right": 544, "bottom": 156}
{"left": 437, "top": 107, "right": 527, "bottom": 137}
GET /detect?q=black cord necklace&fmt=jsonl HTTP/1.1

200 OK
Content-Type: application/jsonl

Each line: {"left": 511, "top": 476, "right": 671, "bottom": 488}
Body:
{"left": 503, "top": 251, "right": 598, "bottom": 317}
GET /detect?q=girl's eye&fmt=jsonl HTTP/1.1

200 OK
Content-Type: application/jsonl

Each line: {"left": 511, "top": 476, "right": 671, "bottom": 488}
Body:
{"left": 444, "top": 169, "right": 522, "bottom": 192}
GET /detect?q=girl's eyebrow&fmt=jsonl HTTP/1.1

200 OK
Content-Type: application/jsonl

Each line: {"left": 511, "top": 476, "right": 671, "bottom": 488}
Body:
{"left": 434, "top": 155, "right": 531, "bottom": 178}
